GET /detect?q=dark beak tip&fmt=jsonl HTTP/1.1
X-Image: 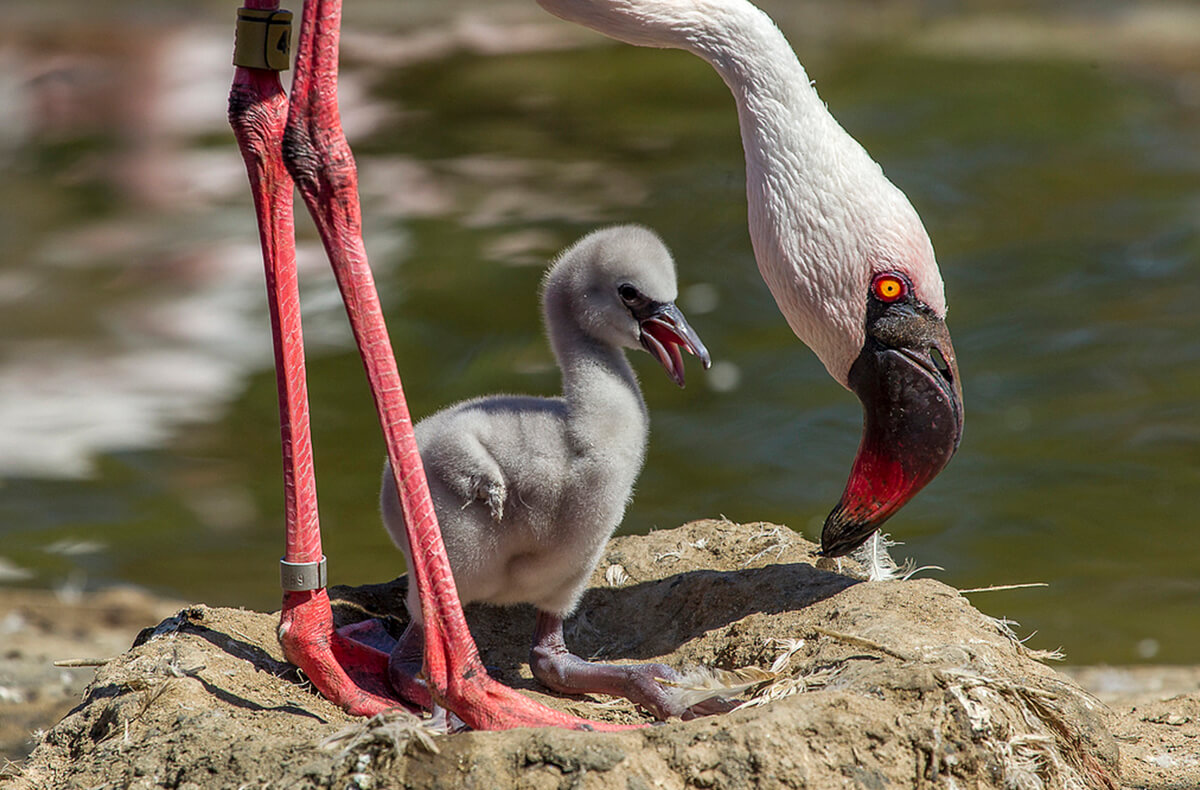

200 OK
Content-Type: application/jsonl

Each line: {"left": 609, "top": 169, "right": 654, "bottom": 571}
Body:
{"left": 821, "top": 314, "right": 964, "bottom": 561}
{"left": 819, "top": 528, "right": 874, "bottom": 559}
{"left": 819, "top": 510, "right": 847, "bottom": 556}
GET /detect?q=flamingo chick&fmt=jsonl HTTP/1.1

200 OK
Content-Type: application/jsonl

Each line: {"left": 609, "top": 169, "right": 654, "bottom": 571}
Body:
{"left": 381, "top": 225, "right": 711, "bottom": 720}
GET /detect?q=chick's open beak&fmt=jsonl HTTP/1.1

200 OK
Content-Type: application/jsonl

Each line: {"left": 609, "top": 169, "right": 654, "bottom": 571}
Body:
{"left": 637, "top": 302, "right": 711, "bottom": 387}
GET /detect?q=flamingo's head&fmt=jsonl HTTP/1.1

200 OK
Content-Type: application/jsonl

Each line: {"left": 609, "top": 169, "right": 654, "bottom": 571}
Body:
{"left": 819, "top": 269, "right": 963, "bottom": 557}
{"left": 796, "top": 176, "right": 964, "bottom": 558}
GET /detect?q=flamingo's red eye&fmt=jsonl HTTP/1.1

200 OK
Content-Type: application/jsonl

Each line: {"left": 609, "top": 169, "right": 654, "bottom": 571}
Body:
{"left": 871, "top": 273, "right": 907, "bottom": 303}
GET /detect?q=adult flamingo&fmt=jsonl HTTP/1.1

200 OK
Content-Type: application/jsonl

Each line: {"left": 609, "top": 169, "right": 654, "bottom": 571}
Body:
{"left": 536, "top": 0, "right": 964, "bottom": 557}
{"left": 229, "top": 1, "right": 632, "bottom": 731}
{"left": 227, "top": 0, "right": 962, "bottom": 730}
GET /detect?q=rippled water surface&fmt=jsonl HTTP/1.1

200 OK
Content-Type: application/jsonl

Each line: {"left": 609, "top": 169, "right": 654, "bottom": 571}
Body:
{"left": 2, "top": 4, "right": 1198, "bottom": 665}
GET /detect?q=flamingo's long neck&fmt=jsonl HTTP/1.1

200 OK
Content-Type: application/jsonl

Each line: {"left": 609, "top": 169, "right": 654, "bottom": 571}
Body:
{"left": 544, "top": 291, "right": 650, "bottom": 460}
{"left": 538, "top": 0, "right": 934, "bottom": 382}
{"left": 671, "top": 5, "right": 869, "bottom": 371}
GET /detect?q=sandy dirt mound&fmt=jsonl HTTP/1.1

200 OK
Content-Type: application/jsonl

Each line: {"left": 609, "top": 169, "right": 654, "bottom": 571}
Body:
{"left": 4, "top": 520, "right": 1196, "bottom": 789}
{"left": 0, "top": 587, "right": 183, "bottom": 766}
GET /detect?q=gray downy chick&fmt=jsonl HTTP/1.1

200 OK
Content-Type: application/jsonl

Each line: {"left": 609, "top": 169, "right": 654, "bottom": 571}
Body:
{"left": 381, "top": 224, "right": 713, "bottom": 720}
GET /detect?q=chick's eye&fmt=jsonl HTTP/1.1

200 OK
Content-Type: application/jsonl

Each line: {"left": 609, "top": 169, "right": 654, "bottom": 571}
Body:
{"left": 618, "top": 284, "right": 640, "bottom": 304}
{"left": 871, "top": 273, "right": 908, "bottom": 303}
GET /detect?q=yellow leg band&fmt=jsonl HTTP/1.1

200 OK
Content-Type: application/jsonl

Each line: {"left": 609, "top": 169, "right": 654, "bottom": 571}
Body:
{"left": 232, "top": 8, "right": 293, "bottom": 71}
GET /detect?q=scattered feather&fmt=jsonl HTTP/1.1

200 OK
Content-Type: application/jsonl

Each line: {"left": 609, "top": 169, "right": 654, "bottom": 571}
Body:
{"left": 948, "top": 682, "right": 995, "bottom": 734}
{"left": 653, "top": 549, "right": 682, "bottom": 564}
{"left": 935, "top": 667, "right": 1102, "bottom": 789}
{"left": 959, "top": 582, "right": 1049, "bottom": 594}
{"left": 321, "top": 710, "right": 440, "bottom": 760}
{"left": 1000, "top": 734, "right": 1052, "bottom": 790}
{"left": 740, "top": 525, "right": 789, "bottom": 567}
{"left": 998, "top": 733, "right": 1088, "bottom": 790}
{"left": 851, "top": 531, "right": 896, "bottom": 580}
{"left": 766, "top": 637, "right": 806, "bottom": 674}
{"left": 658, "top": 665, "right": 778, "bottom": 710}
{"left": 897, "top": 560, "right": 944, "bottom": 581}
{"left": 984, "top": 616, "right": 1065, "bottom": 662}
{"left": 851, "top": 532, "right": 943, "bottom": 582}
{"left": 736, "top": 665, "right": 841, "bottom": 709}
{"left": 161, "top": 648, "right": 205, "bottom": 679}
{"left": 604, "top": 563, "right": 629, "bottom": 587}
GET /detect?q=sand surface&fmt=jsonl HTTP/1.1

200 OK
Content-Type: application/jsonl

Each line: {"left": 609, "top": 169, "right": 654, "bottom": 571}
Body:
{"left": 2, "top": 521, "right": 1197, "bottom": 788}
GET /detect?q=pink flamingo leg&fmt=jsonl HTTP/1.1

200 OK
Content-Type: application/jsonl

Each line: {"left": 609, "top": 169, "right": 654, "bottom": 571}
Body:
{"left": 248, "top": 0, "right": 639, "bottom": 731}
{"left": 228, "top": 0, "right": 408, "bottom": 716}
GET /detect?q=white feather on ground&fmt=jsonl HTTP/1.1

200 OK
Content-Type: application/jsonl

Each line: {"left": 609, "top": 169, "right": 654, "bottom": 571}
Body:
{"left": 850, "top": 531, "right": 944, "bottom": 582}
{"left": 657, "top": 666, "right": 779, "bottom": 711}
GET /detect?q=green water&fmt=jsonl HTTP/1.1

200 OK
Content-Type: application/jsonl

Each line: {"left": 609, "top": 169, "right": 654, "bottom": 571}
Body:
{"left": 2, "top": 16, "right": 1198, "bottom": 666}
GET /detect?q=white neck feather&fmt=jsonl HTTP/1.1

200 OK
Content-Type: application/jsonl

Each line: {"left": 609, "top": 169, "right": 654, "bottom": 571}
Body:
{"left": 538, "top": 0, "right": 945, "bottom": 384}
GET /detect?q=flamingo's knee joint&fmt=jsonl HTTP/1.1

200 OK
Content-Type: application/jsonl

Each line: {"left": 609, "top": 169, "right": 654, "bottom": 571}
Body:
{"left": 281, "top": 121, "right": 321, "bottom": 191}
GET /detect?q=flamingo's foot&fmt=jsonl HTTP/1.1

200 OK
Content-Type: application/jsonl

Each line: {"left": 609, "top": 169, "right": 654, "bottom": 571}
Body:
{"left": 443, "top": 668, "right": 644, "bottom": 732}
{"left": 291, "top": 603, "right": 638, "bottom": 730}
{"left": 375, "top": 621, "right": 435, "bottom": 712}
{"left": 531, "top": 648, "right": 734, "bottom": 721}
{"left": 525, "top": 611, "right": 730, "bottom": 722}
{"left": 425, "top": 705, "right": 469, "bottom": 734}
{"left": 393, "top": 621, "right": 645, "bottom": 732}
{"left": 279, "top": 590, "right": 414, "bottom": 717}
{"left": 337, "top": 618, "right": 399, "bottom": 654}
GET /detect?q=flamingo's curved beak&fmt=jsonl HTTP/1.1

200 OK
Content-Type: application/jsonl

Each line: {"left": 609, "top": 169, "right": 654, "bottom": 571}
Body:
{"left": 637, "top": 302, "right": 712, "bottom": 388}
{"left": 821, "top": 302, "right": 964, "bottom": 557}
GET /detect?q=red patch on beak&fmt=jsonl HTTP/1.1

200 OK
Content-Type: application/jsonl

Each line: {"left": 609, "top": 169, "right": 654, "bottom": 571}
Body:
{"left": 835, "top": 436, "right": 918, "bottom": 532}
{"left": 821, "top": 333, "right": 963, "bottom": 557}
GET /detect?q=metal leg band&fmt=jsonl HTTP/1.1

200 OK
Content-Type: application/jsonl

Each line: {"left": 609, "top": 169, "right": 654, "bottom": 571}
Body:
{"left": 280, "top": 556, "right": 327, "bottom": 591}
{"left": 232, "top": 8, "right": 293, "bottom": 71}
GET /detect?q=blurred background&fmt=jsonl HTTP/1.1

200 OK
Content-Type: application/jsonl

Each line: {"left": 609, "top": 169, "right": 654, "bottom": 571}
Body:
{"left": 0, "top": 0, "right": 1197, "bottom": 666}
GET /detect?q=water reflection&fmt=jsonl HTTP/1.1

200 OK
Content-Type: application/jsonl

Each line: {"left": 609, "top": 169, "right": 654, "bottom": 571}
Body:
{"left": 1, "top": 3, "right": 1198, "bottom": 666}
